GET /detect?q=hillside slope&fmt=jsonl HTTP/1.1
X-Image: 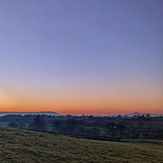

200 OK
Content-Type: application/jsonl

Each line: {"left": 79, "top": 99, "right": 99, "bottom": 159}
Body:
{"left": 0, "top": 126, "right": 163, "bottom": 163}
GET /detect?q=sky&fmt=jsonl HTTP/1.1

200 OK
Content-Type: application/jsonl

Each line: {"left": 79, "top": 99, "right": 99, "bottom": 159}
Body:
{"left": 0, "top": 0, "right": 163, "bottom": 115}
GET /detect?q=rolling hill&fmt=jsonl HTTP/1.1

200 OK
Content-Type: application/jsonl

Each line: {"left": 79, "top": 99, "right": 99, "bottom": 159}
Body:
{"left": 0, "top": 111, "right": 59, "bottom": 116}
{"left": 0, "top": 126, "right": 163, "bottom": 163}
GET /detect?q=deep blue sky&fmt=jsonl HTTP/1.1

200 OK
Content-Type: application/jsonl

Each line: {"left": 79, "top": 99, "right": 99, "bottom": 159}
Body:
{"left": 0, "top": 0, "right": 163, "bottom": 114}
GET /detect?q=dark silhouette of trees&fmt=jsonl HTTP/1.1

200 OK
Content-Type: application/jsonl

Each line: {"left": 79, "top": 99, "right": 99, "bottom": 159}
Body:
{"left": 8, "top": 122, "right": 18, "bottom": 128}
{"left": 53, "top": 119, "right": 62, "bottom": 132}
{"left": 65, "top": 118, "right": 78, "bottom": 134}
{"left": 29, "top": 115, "right": 46, "bottom": 131}
{"left": 1, "top": 113, "right": 163, "bottom": 140}
{"left": 117, "top": 124, "right": 126, "bottom": 138}
{"left": 138, "top": 115, "right": 145, "bottom": 128}
{"left": 106, "top": 122, "right": 117, "bottom": 138}
{"left": 92, "top": 127, "right": 100, "bottom": 136}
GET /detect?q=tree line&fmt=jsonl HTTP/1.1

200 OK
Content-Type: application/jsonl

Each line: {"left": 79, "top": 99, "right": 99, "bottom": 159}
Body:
{"left": 1, "top": 114, "right": 163, "bottom": 139}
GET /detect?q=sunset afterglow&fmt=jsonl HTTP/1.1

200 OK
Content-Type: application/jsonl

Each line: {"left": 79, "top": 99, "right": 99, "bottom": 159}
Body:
{"left": 0, "top": 0, "right": 163, "bottom": 115}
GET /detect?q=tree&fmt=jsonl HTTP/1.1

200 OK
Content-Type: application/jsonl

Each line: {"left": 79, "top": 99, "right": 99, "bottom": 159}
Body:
{"left": 8, "top": 122, "right": 18, "bottom": 128}
{"left": 92, "top": 127, "right": 100, "bottom": 136}
{"left": 138, "top": 115, "right": 145, "bottom": 128}
{"left": 106, "top": 122, "right": 117, "bottom": 138}
{"left": 28, "top": 115, "right": 46, "bottom": 131}
{"left": 65, "top": 118, "right": 78, "bottom": 134}
{"left": 53, "top": 119, "right": 62, "bottom": 132}
{"left": 117, "top": 124, "right": 126, "bottom": 138}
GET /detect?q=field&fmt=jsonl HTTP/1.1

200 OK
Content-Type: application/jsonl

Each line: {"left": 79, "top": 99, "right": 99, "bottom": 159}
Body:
{"left": 0, "top": 126, "right": 163, "bottom": 163}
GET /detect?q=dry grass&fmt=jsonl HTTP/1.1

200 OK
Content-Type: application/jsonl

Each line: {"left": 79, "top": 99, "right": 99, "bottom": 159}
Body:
{"left": 0, "top": 126, "right": 163, "bottom": 163}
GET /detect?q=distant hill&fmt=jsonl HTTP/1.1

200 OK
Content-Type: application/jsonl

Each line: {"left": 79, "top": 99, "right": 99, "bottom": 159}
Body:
{"left": 126, "top": 112, "right": 148, "bottom": 117}
{"left": 0, "top": 126, "right": 163, "bottom": 163}
{"left": 126, "top": 112, "right": 163, "bottom": 117}
{"left": 0, "top": 111, "right": 59, "bottom": 116}
{"left": 107, "top": 112, "right": 163, "bottom": 117}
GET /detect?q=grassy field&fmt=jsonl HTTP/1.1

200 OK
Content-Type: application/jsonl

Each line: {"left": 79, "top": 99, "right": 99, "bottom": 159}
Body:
{"left": 0, "top": 126, "right": 163, "bottom": 163}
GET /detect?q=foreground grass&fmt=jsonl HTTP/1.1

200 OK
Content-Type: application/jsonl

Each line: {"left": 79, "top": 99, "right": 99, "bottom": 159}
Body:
{"left": 0, "top": 126, "right": 163, "bottom": 163}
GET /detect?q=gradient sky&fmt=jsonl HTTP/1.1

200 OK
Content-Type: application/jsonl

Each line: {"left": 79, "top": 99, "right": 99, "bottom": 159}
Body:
{"left": 0, "top": 0, "right": 163, "bottom": 115}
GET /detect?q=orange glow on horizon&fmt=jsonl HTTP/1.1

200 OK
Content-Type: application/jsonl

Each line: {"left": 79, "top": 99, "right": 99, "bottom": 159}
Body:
{"left": 1, "top": 97, "right": 163, "bottom": 115}
{"left": 1, "top": 79, "right": 163, "bottom": 115}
